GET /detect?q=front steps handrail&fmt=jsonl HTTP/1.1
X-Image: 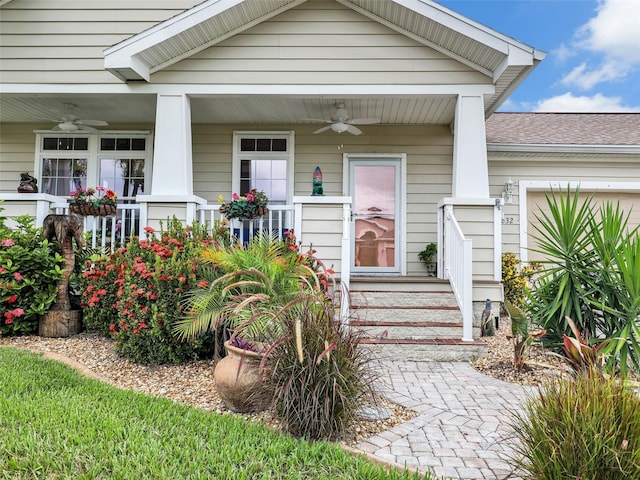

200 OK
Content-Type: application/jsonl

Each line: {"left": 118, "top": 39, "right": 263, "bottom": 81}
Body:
{"left": 443, "top": 205, "right": 474, "bottom": 341}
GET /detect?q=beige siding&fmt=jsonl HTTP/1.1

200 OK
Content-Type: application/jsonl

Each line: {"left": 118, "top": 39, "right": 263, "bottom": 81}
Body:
{"left": 489, "top": 153, "right": 640, "bottom": 259}
{"left": 299, "top": 204, "right": 343, "bottom": 276}
{"left": 453, "top": 205, "right": 495, "bottom": 280}
{"left": 0, "top": 1, "right": 198, "bottom": 84}
{"left": 145, "top": 203, "right": 188, "bottom": 232}
{"left": 156, "top": 1, "right": 487, "bottom": 86}
{"left": 0, "top": 199, "right": 38, "bottom": 228}
{"left": 0, "top": 124, "right": 42, "bottom": 192}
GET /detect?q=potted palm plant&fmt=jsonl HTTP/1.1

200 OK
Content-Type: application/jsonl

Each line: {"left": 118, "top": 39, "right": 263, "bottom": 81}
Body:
{"left": 174, "top": 231, "right": 323, "bottom": 412}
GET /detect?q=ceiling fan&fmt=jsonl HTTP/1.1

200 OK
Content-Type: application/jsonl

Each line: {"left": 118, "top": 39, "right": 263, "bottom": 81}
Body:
{"left": 52, "top": 116, "right": 109, "bottom": 133}
{"left": 304, "top": 102, "right": 380, "bottom": 135}
{"left": 50, "top": 103, "right": 108, "bottom": 132}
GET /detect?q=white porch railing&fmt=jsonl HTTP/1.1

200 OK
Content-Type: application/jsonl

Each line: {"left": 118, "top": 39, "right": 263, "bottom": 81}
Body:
{"left": 196, "top": 204, "right": 295, "bottom": 244}
{"left": 442, "top": 204, "right": 474, "bottom": 342}
{"left": 52, "top": 200, "right": 141, "bottom": 251}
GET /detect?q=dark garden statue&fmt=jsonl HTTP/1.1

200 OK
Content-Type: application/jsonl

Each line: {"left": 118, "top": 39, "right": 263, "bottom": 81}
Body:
{"left": 17, "top": 172, "right": 38, "bottom": 193}
{"left": 39, "top": 214, "right": 85, "bottom": 336}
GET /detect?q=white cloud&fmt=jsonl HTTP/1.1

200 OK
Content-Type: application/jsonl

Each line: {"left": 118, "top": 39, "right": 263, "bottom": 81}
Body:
{"left": 578, "top": 0, "right": 640, "bottom": 62}
{"left": 532, "top": 92, "right": 640, "bottom": 112}
{"left": 550, "top": 43, "right": 575, "bottom": 64}
{"left": 561, "top": 0, "right": 640, "bottom": 90}
{"left": 561, "top": 61, "right": 624, "bottom": 90}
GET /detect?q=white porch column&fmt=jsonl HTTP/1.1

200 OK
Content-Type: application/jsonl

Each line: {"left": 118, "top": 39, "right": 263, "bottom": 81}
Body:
{"left": 151, "top": 94, "right": 193, "bottom": 195}
{"left": 452, "top": 95, "right": 489, "bottom": 198}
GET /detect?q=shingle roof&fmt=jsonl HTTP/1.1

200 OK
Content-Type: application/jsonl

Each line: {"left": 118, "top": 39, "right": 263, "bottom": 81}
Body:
{"left": 485, "top": 112, "right": 640, "bottom": 145}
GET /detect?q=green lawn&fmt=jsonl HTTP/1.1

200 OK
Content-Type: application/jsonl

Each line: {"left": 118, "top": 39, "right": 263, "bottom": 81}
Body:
{"left": 0, "top": 347, "right": 429, "bottom": 480}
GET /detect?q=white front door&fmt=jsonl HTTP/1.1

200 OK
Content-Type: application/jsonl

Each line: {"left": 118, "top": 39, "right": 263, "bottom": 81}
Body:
{"left": 347, "top": 155, "right": 404, "bottom": 275}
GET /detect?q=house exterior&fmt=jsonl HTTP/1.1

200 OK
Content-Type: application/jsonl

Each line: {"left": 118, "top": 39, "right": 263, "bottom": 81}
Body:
{"left": 0, "top": 0, "right": 552, "bottom": 349}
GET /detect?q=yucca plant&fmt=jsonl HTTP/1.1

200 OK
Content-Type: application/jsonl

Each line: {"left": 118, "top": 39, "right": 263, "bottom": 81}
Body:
{"left": 527, "top": 187, "right": 600, "bottom": 346}
{"left": 527, "top": 187, "right": 640, "bottom": 375}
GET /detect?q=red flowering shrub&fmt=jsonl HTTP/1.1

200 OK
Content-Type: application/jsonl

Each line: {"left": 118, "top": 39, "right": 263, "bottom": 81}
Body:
{"left": 1, "top": 213, "right": 64, "bottom": 335}
{"left": 80, "top": 218, "right": 228, "bottom": 364}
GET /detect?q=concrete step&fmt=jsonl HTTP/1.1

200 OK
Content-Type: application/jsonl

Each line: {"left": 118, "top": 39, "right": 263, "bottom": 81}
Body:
{"left": 347, "top": 280, "right": 486, "bottom": 361}
{"left": 351, "top": 321, "right": 464, "bottom": 340}
{"left": 359, "top": 338, "right": 488, "bottom": 362}
{"left": 350, "top": 291, "right": 458, "bottom": 308}
{"left": 349, "top": 277, "right": 452, "bottom": 293}
{"left": 351, "top": 307, "right": 462, "bottom": 323}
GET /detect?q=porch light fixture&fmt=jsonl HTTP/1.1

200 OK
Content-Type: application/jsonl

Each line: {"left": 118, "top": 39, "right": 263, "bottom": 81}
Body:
{"left": 330, "top": 122, "right": 349, "bottom": 134}
{"left": 503, "top": 178, "right": 514, "bottom": 203}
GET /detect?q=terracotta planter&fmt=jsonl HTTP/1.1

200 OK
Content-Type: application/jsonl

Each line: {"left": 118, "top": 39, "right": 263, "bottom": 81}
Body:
{"left": 214, "top": 340, "right": 269, "bottom": 413}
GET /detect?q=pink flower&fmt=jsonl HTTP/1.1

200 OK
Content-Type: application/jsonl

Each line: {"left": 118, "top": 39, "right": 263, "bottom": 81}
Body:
{"left": 96, "top": 186, "right": 105, "bottom": 191}
{"left": 1, "top": 239, "right": 15, "bottom": 247}
{"left": 7, "top": 294, "right": 17, "bottom": 304}
{"left": 12, "top": 308, "right": 24, "bottom": 317}
{"left": 144, "top": 226, "right": 155, "bottom": 234}
{"left": 13, "top": 272, "right": 23, "bottom": 281}
{"left": 4, "top": 312, "right": 14, "bottom": 324}
{"left": 246, "top": 193, "right": 254, "bottom": 202}
{"left": 232, "top": 193, "right": 239, "bottom": 200}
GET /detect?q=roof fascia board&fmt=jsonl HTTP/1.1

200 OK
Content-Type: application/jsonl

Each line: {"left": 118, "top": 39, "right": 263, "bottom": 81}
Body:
{"left": 485, "top": 62, "right": 540, "bottom": 115}
{"left": 104, "top": 0, "right": 246, "bottom": 58}
{"left": 105, "top": 55, "right": 152, "bottom": 82}
{"left": 392, "top": 0, "right": 509, "bottom": 53}
{"left": 338, "top": 0, "right": 493, "bottom": 77}
{"left": 0, "top": 0, "right": 14, "bottom": 6}
{"left": 488, "top": 143, "right": 640, "bottom": 155}
{"left": 493, "top": 46, "right": 546, "bottom": 82}
{"left": 1, "top": 83, "right": 494, "bottom": 96}
{"left": 104, "top": 0, "right": 307, "bottom": 81}
{"left": 407, "top": 0, "right": 538, "bottom": 55}
{"left": 340, "top": 0, "right": 543, "bottom": 81}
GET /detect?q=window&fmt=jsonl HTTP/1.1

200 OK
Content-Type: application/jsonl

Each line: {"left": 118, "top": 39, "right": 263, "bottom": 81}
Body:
{"left": 40, "top": 136, "right": 89, "bottom": 195}
{"left": 99, "top": 137, "right": 147, "bottom": 199}
{"left": 233, "top": 132, "right": 294, "bottom": 204}
{"left": 36, "top": 133, "right": 151, "bottom": 200}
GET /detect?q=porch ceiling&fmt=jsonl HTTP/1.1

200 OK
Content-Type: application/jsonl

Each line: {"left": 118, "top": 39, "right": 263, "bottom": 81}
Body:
{"left": 0, "top": 94, "right": 458, "bottom": 126}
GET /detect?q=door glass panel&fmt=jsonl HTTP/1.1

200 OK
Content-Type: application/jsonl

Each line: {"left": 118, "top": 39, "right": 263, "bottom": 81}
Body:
{"left": 353, "top": 165, "right": 396, "bottom": 268}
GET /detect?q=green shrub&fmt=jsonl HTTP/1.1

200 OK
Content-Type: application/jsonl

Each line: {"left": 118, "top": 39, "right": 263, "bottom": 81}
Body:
{"left": 509, "top": 372, "right": 640, "bottom": 480}
{"left": 1, "top": 213, "right": 64, "bottom": 335}
{"left": 80, "top": 218, "right": 226, "bottom": 364}
{"left": 501, "top": 252, "right": 540, "bottom": 308}
{"left": 261, "top": 293, "right": 378, "bottom": 441}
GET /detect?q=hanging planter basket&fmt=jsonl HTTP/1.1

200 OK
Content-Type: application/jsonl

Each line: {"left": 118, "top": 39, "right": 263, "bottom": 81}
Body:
{"left": 69, "top": 203, "right": 117, "bottom": 217}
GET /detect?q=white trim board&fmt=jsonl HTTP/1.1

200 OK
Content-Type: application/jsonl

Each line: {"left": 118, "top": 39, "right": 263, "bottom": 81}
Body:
{"left": 518, "top": 180, "right": 640, "bottom": 261}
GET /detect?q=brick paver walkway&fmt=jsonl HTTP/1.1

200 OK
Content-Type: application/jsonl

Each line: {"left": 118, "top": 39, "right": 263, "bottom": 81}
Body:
{"left": 355, "top": 361, "right": 534, "bottom": 479}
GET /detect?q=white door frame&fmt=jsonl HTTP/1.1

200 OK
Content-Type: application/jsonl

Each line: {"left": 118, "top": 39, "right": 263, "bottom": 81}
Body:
{"left": 343, "top": 153, "right": 407, "bottom": 275}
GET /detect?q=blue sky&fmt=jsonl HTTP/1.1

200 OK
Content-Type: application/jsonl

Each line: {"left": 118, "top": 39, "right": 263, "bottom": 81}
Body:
{"left": 437, "top": 0, "right": 640, "bottom": 112}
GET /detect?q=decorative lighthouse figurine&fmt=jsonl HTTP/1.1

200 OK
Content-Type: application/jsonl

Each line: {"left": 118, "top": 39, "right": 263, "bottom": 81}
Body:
{"left": 312, "top": 166, "right": 324, "bottom": 196}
